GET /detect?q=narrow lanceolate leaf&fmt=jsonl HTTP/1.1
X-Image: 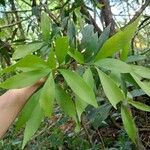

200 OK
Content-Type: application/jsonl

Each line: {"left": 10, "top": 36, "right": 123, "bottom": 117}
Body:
{"left": 55, "top": 36, "right": 69, "bottom": 64}
{"left": 16, "top": 90, "right": 41, "bottom": 130}
{"left": 12, "top": 42, "right": 43, "bottom": 59}
{"left": 121, "top": 105, "right": 138, "bottom": 143}
{"left": 128, "top": 99, "right": 150, "bottom": 112}
{"left": 81, "top": 25, "right": 99, "bottom": 60}
{"left": 131, "top": 73, "right": 150, "bottom": 96}
{"left": 67, "top": 20, "right": 76, "bottom": 44}
{"left": 22, "top": 103, "right": 44, "bottom": 149}
{"left": 47, "top": 49, "right": 57, "bottom": 69}
{"left": 41, "top": 13, "right": 51, "bottom": 42}
{"left": 75, "top": 96, "right": 88, "bottom": 122}
{"left": 95, "top": 58, "right": 132, "bottom": 73}
{"left": 132, "top": 65, "right": 150, "bottom": 79}
{"left": 0, "top": 55, "right": 49, "bottom": 75}
{"left": 60, "top": 69, "right": 98, "bottom": 107}
{"left": 55, "top": 85, "right": 77, "bottom": 121}
{"left": 95, "top": 17, "right": 140, "bottom": 61}
{"left": 0, "top": 69, "right": 50, "bottom": 89}
{"left": 39, "top": 73, "right": 55, "bottom": 117}
{"left": 93, "top": 24, "right": 111, "bottom": 59}
{"left": 68, "top": 50, "right": 84, "bottom": 64}
{"left": 15, "top": 55, "right": 49, "bottom": 71}
{"left": 83, "top": 68, "right": 95, "bottom": 89}
{"left": 96, "top": 68, "right": 124, "bottom": 109}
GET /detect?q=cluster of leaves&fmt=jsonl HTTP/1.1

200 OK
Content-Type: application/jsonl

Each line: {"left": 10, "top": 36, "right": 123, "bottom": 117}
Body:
{"left": 0, "top": 12, "right": 150, "bottom": 149}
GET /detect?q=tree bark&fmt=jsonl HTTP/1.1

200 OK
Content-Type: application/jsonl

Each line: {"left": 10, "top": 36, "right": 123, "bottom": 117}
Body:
{"left": 98, "top": 0, "right": 115, "bottom": 35}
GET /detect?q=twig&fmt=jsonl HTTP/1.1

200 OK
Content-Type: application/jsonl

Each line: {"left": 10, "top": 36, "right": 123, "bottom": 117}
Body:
{"left": 22, "top": 0, "right": 31, "bottom": 6}
{"left": 0, "top": 10, "right": 32, "bottom": 13}
{"left": 131, "top": 17, "right": 150, "bottom": 53}
{"left": 97, "top": 129, "right": 106, "bottom": 150}
{"left": 81, "top": 118, "right": 93, "bottom": 146}
{"left": 0, "top": 16, "right": 31, "bottom": 29}
{"left": 125, "top": 0, "right": 150, "bottom": 27}
{"left": 80, "top": 4, "right": 102, "bottom": 35}
{"left": 139, "top": 128, "right": 150, "bottom": 132}
{"left": 10, "top": 0, "right": 25, "bottom": 38}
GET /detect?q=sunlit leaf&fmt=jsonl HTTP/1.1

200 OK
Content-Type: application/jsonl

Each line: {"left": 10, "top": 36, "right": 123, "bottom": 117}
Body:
{"left": 95, "top": 58, "right": 132, "bottom": 73}
{"left": 60, "top": 69, "right": 98, "bottom": 107}
{"left": 95, "top": 17, "right": 140, "bottom": 61}
{"left": 121, "top": 105, "right": 138, "bottom": 143}
{"left": 83, "top": 68, "right": 95, "bottom": 89}
{"left": 0, "top": 69, "right": 50, "bottom": 89}
{"left": 41, "top": 13, "right": 51, "bottom": 42}
{"left": 55, "top": 36, "right": 69, "bottom": 64}
{"left": 96, "top": 68, "right": 124, "bottom": 109}
{"left": 12, "top": 43, "right": 43, "bottom": 59}
{"left": 128, "top": 99, "right": 150, "bottom": 112}
{"left": 39, "top": 73, "right": 55, "bottom": 116}
{"left": 0, "top": 55, "right": 49, "bottom": 75}
{"left": 22, "top": 103, "right": 44, "bottom": 149}
{"left": 16, "top": 90, "right": 41, "bottom": 130}
{"left": 132, "top": 65, "right": 150, "bottom": 79}
{"left": 131, "top": 72, "right": 150, "bottom": 96}
{"left": 47, "top": 48, "right": 57, "bottom": 69}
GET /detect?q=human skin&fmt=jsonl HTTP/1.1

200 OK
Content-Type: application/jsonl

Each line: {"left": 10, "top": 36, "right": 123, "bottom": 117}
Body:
{"left": 0, "top": 79, "right": 45, "bottom": 138}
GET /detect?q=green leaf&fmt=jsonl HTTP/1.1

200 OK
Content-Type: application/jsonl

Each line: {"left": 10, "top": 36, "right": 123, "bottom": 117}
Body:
{"left": 122, "top": 73, "right": 139, "bottom": 88}
{"left": 83, "top": 68, "right": 95, "bottom": 89}
{"left": 88, "top": 104, "right": 112, "bottom": 129}
{"left": 68, "top": 50, "right": 84, "bottom": 64}
{"left": 130, "top": 89, "right": 145, "bottom": 97}
{"left": 16, "top": 90, "right": 41, "bottom": 130}
{"left": 127, "top": 55, "right": 147, "bottom": 63}
{"left": 0, "top": 69, "right": 50, "bottom": 89}
{"left": 80, "top": 25, "right": 99, "bottom": 61}
{"left": 95, "top": 17, "right": 140, "bottom": 61}
{"left": 95, "top": 58, "right": 132, "bottom": 73}
{"left": 12, "top": 42, "right": 43, "bottom": 59}
{"left": 75, "top": 96, "right": 88, "bottom": 122}
{"left": 97, "top": 3, "right": 104, "bottom": 8}
{"left": 47, "top": 49, "right": 57, "bottom": 69}
{"left": 96, "top": 68, "right": 124, "bottom": 109}
{"left": 0, "top": 0, "right": 5, "bottom": 6}
{"left": 22, "top": 103, "right": 44, "bottom": 149}
{"left": 55, "top": 85, "right": 77, "bottom": 121}
{"left": 41, "top": 13, "right": 51, "bottom": 42}
{"left": 67, "top": 20, "right": 76, "bottom": 45}
{"left": 55, "top": 36, "right": 69, "bottom": 64}
{"left": 93, "top": 24, "right": 111, "bottom": 59}
{"left": 132, "top": 65, "right": 150, "bottom": 79}
{"left": 128, "top": 99, "right": 150, "bottom": 112}
{"left": 131, "top": 72, "right": 150, "bottom": 96}
{"left": 75, "top": 68, "right": 94, "bottom": 121}
{"left": 0, "top": 55, "right": 49, "bottom": 75}
{"left": 39, "top": 73, "right": 55, "bottom": 117}
{"left": 16, "top": 55, "right": 49, "bottom": 71}
{"left": 121, "top": 105, "right": 138, "bottom": 143}
{"left": 60, "top": 69, "right": 98, "bottom": 107}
